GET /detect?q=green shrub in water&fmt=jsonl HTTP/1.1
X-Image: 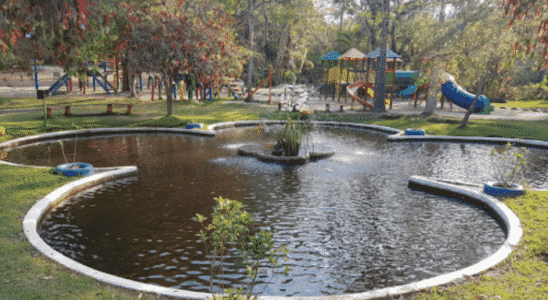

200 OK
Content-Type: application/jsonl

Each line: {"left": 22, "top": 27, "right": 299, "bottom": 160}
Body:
{"left": 194, "top": 197, "right": 289, "bottom": 300}
{"left": 490, "top": 142, "right": 528, "bottom": 188}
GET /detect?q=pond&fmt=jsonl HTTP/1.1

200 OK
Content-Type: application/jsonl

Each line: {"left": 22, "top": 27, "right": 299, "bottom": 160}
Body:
{"left": 6, "top": 126, "right": 548, "bottom": 296}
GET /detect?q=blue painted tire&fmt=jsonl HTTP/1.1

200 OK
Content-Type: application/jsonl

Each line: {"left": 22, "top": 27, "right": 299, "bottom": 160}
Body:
{"left": 186, "top": 123, "right": 203, "bottom": 129}
{"left": 405, "top": 128, "right": 426, "bottom": 136}
{"left": 483, "top": 182, "right": 525, "bottom": 198}
{"left": 56, "top": 162, "right": 94, "bottom": 177}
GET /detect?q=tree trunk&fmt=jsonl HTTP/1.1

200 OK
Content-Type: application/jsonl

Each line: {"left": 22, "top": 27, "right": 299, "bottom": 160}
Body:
{"left": 246, "top": 0, "right": 254, "bottom": 101}
{"left": 373, "top": 0, "right": 389, "bottom": 113}
{"left": 439, "top": 1, "right": 446, "bottom": 23}
{"left": 339, "top": 0, "right": 345, "bottom": 32}
{"left": 421, "top": 69, "right": 439, "bottom": 118}
{"left": 274, "top": 24, "right": 289, "bottom": 81}
{"left": 122, "top": 56, "right": 130, "bottom": 92}
{"left": 458, "top": 79, "right": 485, "bottom": 129}
{"left": 166, "top": 72, "right": 173, "bottom": 116}
{"left": 457, "top": 94, "right": 479, "bottom": 129}
{"left": 390, "top": 22, "right": 396, "bottom": 52}
{"left": 129, "top": 72, "right": 136, "bottom": 98}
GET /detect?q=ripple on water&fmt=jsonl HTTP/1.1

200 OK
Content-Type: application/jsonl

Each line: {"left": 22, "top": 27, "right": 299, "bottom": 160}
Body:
{"left": 28, "top": 128, "right": 548, "bottom": 296}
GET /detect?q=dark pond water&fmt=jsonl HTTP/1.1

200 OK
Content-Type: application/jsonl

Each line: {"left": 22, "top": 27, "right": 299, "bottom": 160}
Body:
{"left": 7, "top": 126, "right": 548, "bottom": 296}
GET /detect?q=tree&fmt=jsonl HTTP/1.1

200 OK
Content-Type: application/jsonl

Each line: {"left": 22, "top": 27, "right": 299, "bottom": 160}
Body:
{"left": 503, "top": 0, "right": 548, "bottom": 70}
{"left": 0, "top": 0, "right": 106, "bottom": 74}
{"left": 0, "top": 0, "right": 111, "bottom": 126}
{"left": 373, "top": 0, "right": 389, "bottom": 112}
{"left": 121, "top": 0, "right": 246, "bottom": 115}
{"left": 394, "top": 0, "right": 518, "bottom": 117}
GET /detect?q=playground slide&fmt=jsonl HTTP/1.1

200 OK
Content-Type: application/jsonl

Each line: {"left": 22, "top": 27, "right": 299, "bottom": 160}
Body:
{"left": 346, "top": 82, "right": 374, "bottom": 109}
{"left": 397, "top": 84, "right": 417, "bottom": 97}
{"left": 440, "top": 76, "right": 493, "bottom": 114}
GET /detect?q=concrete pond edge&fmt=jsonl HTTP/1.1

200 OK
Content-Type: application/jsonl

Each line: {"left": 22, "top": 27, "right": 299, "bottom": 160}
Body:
{"left": 0, "top": 124, "right": 530, "bottom": 299}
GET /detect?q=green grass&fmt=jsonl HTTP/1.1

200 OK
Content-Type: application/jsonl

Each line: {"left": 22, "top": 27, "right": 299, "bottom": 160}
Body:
{"left": 309, "top": 113, "right": 548, "bottom": 141}
{"left": 492, "top": 100, "right": 548, "bottom": 110}
{"left": 0, "top": 99, "right": 273, "bottom": 143}
{"left": 1, "top": 97, "right": 548, "bottom": 299}
{"left": 0, "top": 96, "right": 142, "bottom": 110}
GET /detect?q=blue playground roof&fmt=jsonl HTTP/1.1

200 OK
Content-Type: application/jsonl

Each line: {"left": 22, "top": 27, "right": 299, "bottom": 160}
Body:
{"left": 320, "top": 51, "right": 341, "bottom": 61}
{"left": 366, "top": 48, "right": 401, "bottom": 60}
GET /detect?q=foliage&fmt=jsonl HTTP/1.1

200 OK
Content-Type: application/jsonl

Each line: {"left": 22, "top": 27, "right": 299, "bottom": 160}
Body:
{"left": 412, "top": 71, "right": 429, "bottom": 88}
{"left": 0, "top": 0, "right": 110, "bottom": 75}
{"left": 503, "top": 0, "right": 548, "bottom": 70}
{"left": 490, "top": 142, "right": 528, "bottom": 188}
{"left": 506, "top": 81, "right": 548, "bottom": 101}
{"left": 401, "top": 1, "right": 517, "bottom": 98}
{"left": 281, "top": 70, "right": 296, "bottom": 84}
{"left": 193, "top": 197, "right": 289, "bottom": 299}
{"left": 115, "top": 0, "right": 247, "bottom": 114}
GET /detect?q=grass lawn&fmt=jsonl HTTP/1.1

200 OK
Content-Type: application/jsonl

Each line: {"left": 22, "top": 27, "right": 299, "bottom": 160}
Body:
{"left": 0, "top": 96, "right": 547, "bottom": 299}
{"left": 0, "top": 96, "right": 143, "bottom": 110}
{"left": 492, "top": 100, "right": 548, "bottom": 110}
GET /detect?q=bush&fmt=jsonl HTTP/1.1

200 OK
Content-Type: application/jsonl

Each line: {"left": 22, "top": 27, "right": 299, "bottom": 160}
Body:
{"left": 282, "top": 70, "right": 296, "bottom": 84}
{"left": 490, "top": 142, "right": 528, "bottom": 187}
{"left": 506, "top": 81, "right": 548, "bottom": 101}
{"left": 194, "top": 197, "right": 289, "bottom": 299}
{"left": 303, "top": 60, "right": 314, "bottom": 70}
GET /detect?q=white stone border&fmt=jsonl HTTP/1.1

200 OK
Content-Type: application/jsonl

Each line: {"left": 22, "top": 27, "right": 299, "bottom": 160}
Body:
{"left": 0, "top": 124, "right": 525, "bottom": 299}
{"left": 207, "top": 120, "right": 402, "bottom": 135}
{"left": 388, "top": 131, "right": 548, "bottom": 149}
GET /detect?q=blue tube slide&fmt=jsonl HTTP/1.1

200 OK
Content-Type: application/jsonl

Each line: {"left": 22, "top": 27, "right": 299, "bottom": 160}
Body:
{"left": 441, "top": 81, "right": 493, "bottom": 114}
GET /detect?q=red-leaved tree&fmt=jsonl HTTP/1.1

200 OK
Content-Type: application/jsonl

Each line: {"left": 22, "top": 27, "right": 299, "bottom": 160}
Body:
{"left": 0, "top": 0, "right": 110, "bottom": 74}
{"left": 118, "top": 0, "right": 247, "bottom": 115}
{"left": 503, "top": 0, "right": 548, "bottom": 69}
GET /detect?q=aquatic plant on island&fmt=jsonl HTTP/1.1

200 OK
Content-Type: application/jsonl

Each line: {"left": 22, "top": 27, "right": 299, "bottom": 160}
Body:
{"left": 272, "top": 118, "right": 304, "bottom": 156}
{"left": 193, "top": 197, "right": 289, "bottom": 300}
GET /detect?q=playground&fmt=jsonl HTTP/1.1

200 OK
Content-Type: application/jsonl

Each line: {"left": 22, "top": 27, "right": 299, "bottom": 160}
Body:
{"left": 2, "top": 55, "right": 541, "bottom": 124}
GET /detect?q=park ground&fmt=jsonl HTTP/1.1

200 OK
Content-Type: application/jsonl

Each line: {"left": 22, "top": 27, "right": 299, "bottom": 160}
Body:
{"left": 0, "top": 93, "right": 547, "bottom": 299}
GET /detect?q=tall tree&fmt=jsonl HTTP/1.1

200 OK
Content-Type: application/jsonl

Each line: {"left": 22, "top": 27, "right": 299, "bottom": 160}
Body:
{"left": 246, "top": 0, "right": 255, "bottom": 99}
{"left": 122, "top": 0, "right": 245, "bottom": 115}
{"left": 373, "top": 0, "right": 389, "bottom": 112}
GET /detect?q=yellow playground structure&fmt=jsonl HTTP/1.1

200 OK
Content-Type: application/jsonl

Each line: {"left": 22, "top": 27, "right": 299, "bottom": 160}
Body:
{"left": 319, "top": 48, "right": 413, "bottom": 110}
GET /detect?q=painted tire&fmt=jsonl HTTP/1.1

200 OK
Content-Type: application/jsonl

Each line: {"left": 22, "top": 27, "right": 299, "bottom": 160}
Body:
{"left": 483, "top": 182, "right": 525, "bottom": 198}
{"left": 405, "top": 128, "right": 426, "bottom": 136}
{"left": 56, "top": 162, "right": 94, "bottom": 177}
{"left": 185, "top": 123, "right": 203, "bottom": 129}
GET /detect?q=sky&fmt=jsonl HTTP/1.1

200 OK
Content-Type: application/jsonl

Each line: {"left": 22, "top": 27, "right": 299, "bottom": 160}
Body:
{"left": 312, "top": 0, "right": 457, "bottom": 26}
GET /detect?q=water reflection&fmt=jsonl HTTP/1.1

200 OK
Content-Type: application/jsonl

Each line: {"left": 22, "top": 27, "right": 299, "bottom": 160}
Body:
{"left": 6, "top": 127, "right": 548, "bottom": 296}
